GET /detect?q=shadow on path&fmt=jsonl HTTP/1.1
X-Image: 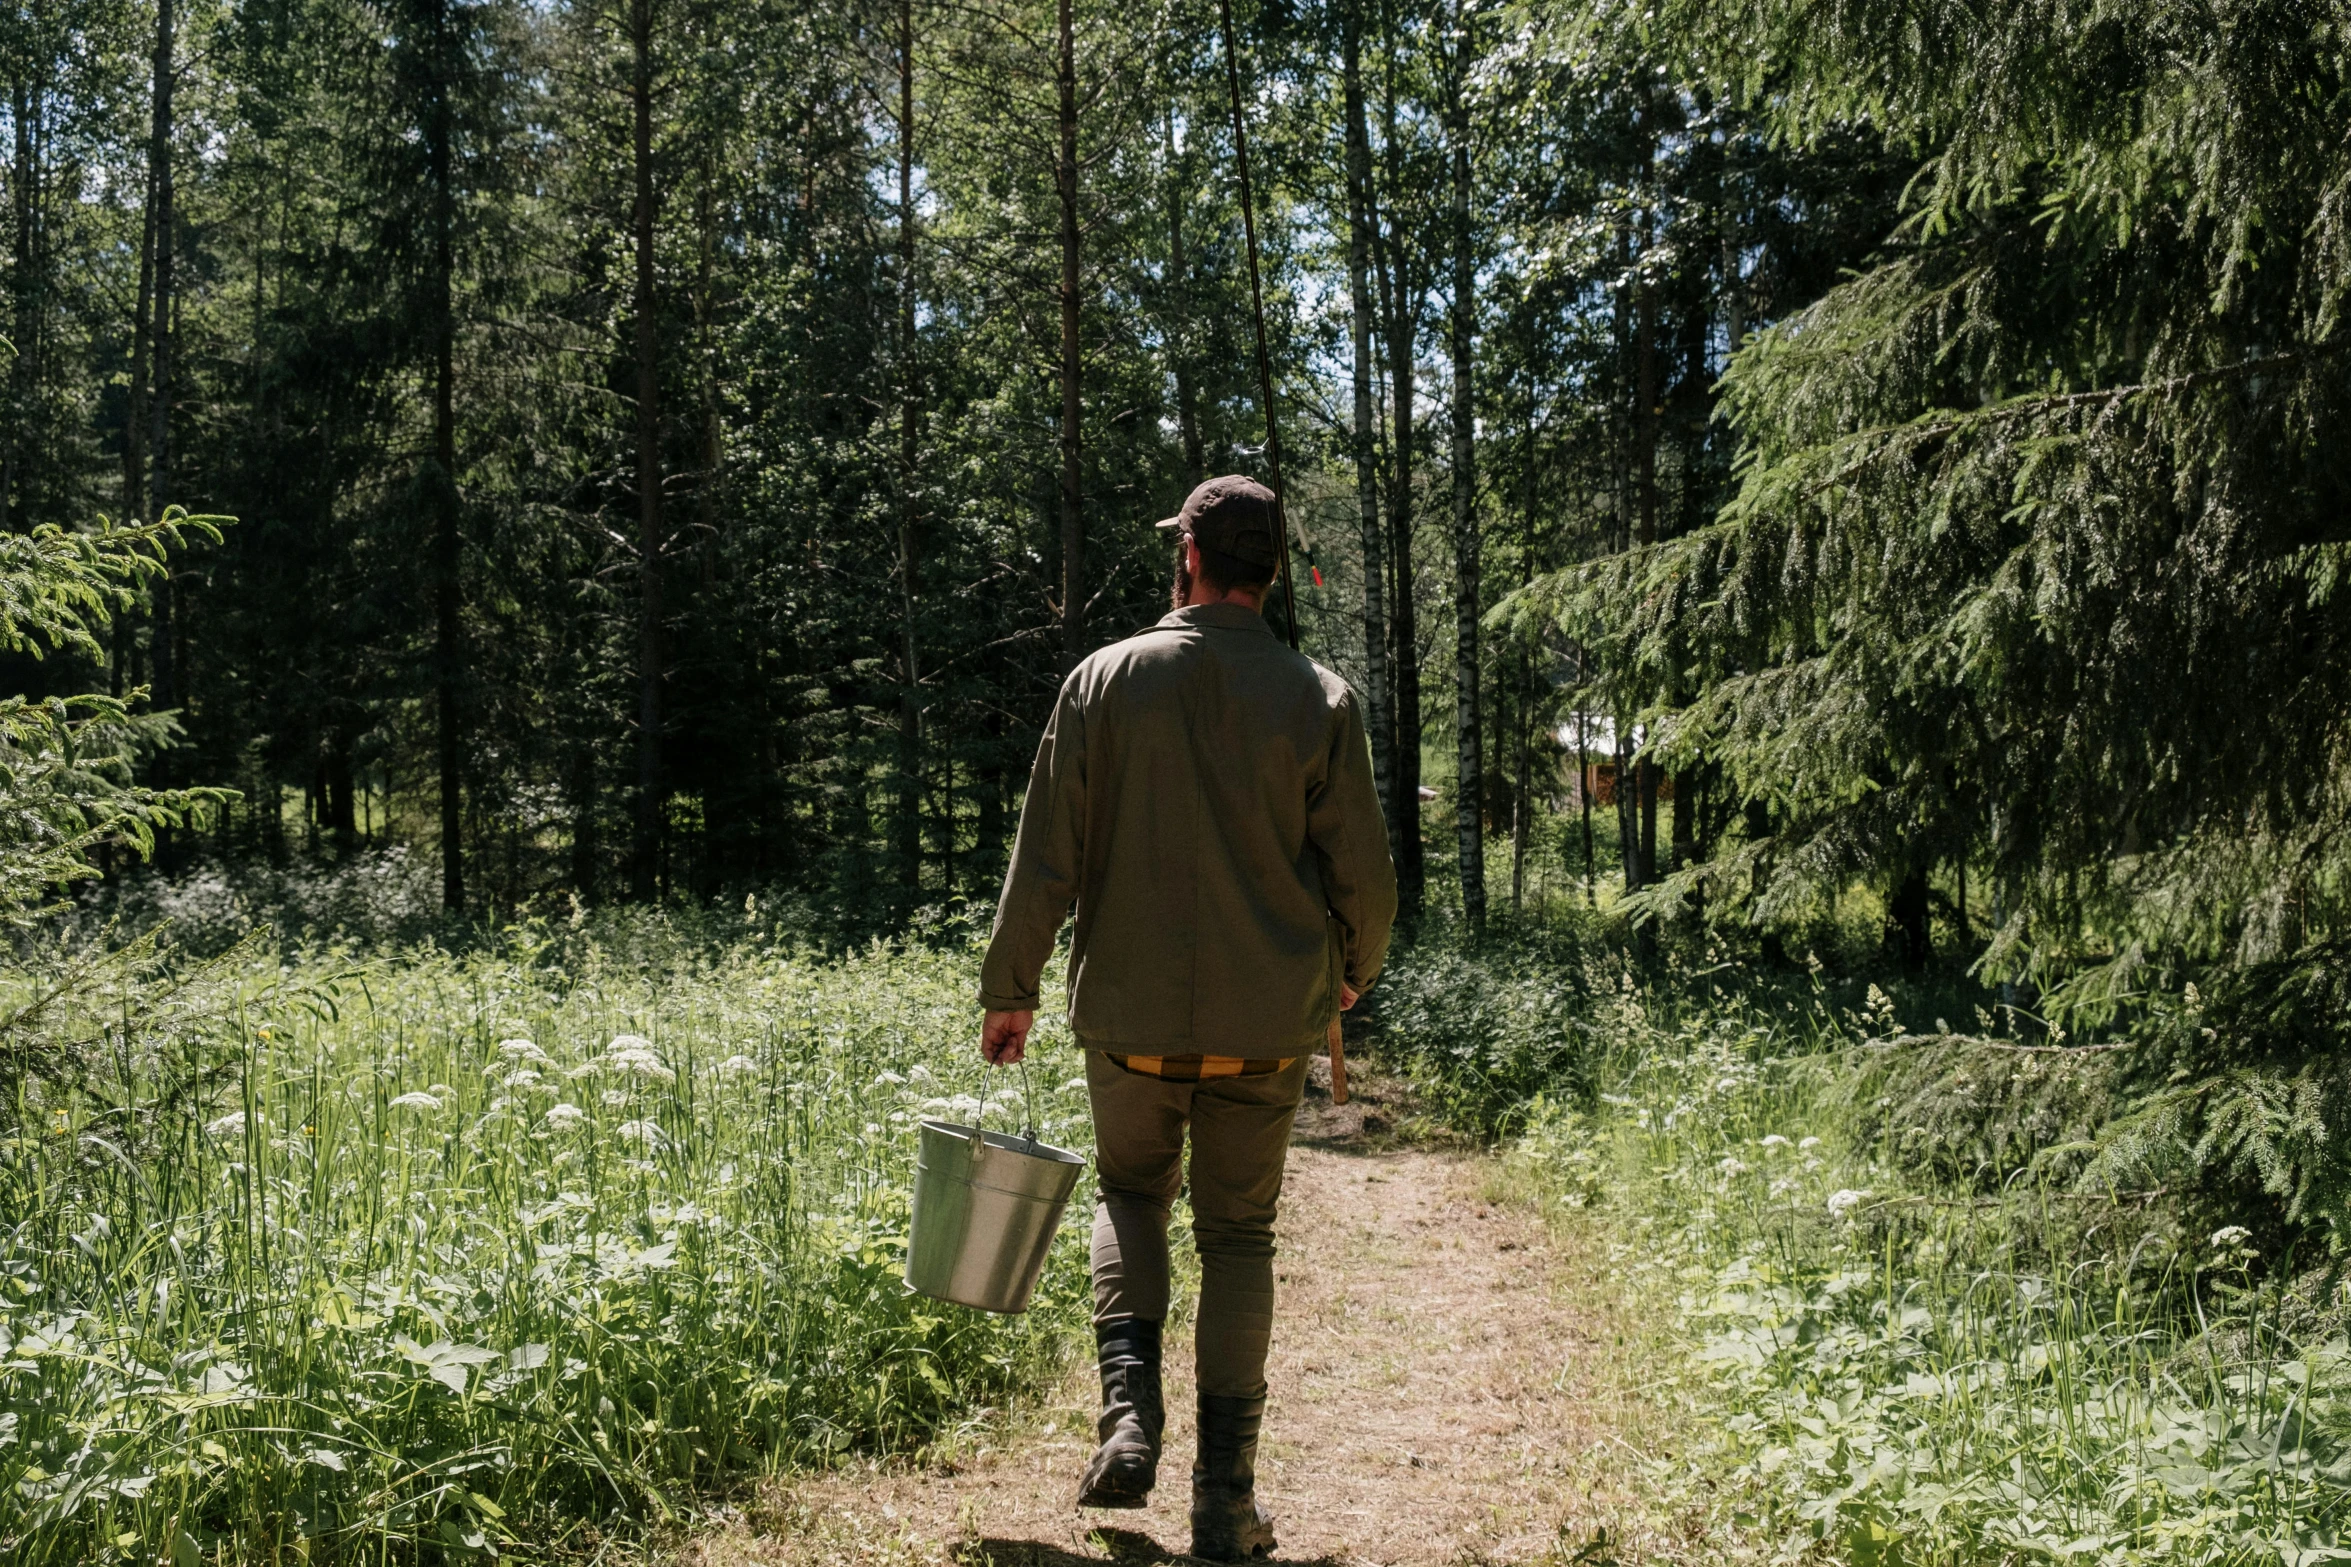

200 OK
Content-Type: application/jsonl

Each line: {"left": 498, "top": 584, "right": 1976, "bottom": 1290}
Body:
{"left": 955, "top": 1534, "right": 1347, "bottom": 1567}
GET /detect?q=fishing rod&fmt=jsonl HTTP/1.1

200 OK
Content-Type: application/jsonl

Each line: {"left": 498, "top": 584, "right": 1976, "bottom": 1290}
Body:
{"left": 1215, "top": 0, "right": 1303, "bottom": 652}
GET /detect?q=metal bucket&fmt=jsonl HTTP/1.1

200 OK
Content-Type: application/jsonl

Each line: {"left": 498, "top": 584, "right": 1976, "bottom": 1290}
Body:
{"left": 905, "top": 1117, "right": 1084, "bottom": 1314}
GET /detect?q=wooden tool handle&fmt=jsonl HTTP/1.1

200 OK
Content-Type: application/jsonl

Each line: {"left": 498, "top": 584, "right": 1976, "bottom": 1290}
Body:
{"left": 1326, "top": 1016, "right": 1350, "bottom": 1106}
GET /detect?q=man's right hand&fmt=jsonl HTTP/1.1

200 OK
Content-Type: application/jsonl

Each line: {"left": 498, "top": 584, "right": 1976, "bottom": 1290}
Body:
{"left": 981, "top": 1009, "right": 1035, "bottom": 1065}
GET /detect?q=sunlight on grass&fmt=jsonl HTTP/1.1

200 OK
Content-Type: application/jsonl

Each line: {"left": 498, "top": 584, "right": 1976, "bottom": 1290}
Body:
{"left": 0, "top": 927, "right": 1090, "bottom": 1562}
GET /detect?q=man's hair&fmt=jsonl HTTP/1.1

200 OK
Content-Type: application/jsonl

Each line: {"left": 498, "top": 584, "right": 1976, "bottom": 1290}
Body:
{"left": 1195, "top": 541, "right": 1276, "bottom": 595}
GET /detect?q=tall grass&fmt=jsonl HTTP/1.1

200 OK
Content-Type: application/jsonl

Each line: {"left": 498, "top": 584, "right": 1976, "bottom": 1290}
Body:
{"left": 1379, "top": 935, "right": 2351, "bottom": 1565}
{"left": 0, "top": 924, "right": 1090, "bottom": 1562}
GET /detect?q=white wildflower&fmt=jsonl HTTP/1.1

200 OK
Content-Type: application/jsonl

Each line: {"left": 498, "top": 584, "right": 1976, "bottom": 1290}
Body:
{"left": 718, "top": 1054, "right": 758, "bottom": 1076}
{"left": 873, "top": 1070, "right": 907, "bottom": 1087}
{"left": 615, "top": 1119, "right": 665, "bottom": 1150}
{"left": 388, "top": 1092, "right": 442, "bottom": 1112}
{"left": 543, "top": 1103, "right": 586, "bottom": 1130}
{"left": 504, "top": 1068, "right": 542, "bottom": 1088}
{"left": 2209, "top": 1225, "right": 2252, "bottom": 1249}
{"left": 498, "top": 1039, "right": 547, "bottom": 1062}
{"left": 1799, "top": 1136, "right": 1822, "bottom": 1150}
{"left": 1718, "top": 1157, "right": 1748, "bottom": 1178}
{"left": 1827, "top": 1189, "right": 1870, "bottom": 1217}
{"left": 205, "top": 1111, "right": 248, "bottom": 1138}
{"left": 906, "top": 1064, "right": 934, "bottom": 1085}
{"left": 1758, "top": 1134, "right": 1790, "bottom": 1149}
{"left": 601, "top": 1090, "right": 629, "bottom": 1107}
{"left": 603, "top": 1036, "right": 675, "bottom": 1082}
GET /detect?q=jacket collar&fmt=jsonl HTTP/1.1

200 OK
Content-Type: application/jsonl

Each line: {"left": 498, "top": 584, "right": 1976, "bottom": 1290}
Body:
{"left": 1156, "top": 601, "right": 1273, "bottom": 636}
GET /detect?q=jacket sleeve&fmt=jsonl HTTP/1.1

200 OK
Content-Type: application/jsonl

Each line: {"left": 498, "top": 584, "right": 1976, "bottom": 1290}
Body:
{"left": 977, "top": 675, "right": 1088, "bottom": 1012}
{"left": 1306, "top": 687, "right": 1399, "bottom": 993}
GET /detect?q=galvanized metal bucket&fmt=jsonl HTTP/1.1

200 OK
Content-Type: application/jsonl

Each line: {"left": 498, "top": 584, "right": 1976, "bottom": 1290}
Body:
{"left": 905, "top": 1108, "right": 1083, "bottom": 1314}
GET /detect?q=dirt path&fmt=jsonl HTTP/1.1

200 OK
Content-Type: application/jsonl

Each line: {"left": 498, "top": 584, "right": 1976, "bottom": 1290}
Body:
{"left": 686, "top": 1063, "right": 1653, "bottom": 1567}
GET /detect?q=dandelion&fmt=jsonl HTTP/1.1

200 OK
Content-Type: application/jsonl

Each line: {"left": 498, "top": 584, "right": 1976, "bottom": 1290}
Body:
{"left": 389, "top": 1091, "right": 442, "bottom": 1112}
{"left": 543, "top": 1103, "right": 586, "bottom": 1130}
{"left": 1827, "top": 1189, "right": 1870, "bottom": 1217}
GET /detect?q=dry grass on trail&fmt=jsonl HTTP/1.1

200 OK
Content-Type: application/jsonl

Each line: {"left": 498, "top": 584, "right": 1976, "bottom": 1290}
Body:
{"left": 681, "top": 1061, "right": 1698, "bottom": 1567}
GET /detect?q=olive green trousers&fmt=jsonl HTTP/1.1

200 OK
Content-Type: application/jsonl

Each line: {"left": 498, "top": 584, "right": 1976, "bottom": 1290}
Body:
{"left": 1083, "top": 1051, "right": 1308, "bottom": 1400}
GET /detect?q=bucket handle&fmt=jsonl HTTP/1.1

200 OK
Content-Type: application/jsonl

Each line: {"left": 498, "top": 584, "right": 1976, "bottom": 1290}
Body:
{"left": 971, "top": 1055, "right": 1042, "bottom": 1150}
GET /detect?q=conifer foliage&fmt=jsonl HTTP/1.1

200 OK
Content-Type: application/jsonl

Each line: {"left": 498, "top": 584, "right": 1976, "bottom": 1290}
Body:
{"left": 1529, "top": 0, "right": 2351, "bottom": 1240}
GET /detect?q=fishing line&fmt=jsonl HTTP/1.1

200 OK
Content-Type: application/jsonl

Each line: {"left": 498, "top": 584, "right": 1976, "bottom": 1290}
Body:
{"left": 1215, "top": 0, "right": 1303, "bottom": 651}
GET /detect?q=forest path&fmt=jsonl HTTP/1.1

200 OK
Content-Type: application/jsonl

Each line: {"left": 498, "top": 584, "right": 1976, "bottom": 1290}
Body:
{"left": 685, "top": 1061, "right": 1654, "bottom": 1567}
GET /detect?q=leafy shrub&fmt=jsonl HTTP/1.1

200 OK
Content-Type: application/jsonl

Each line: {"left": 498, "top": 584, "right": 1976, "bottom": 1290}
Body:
{"left": 1366, "top": 929, "right": 1610, "bottom": 1133}
{"left": 1498, "top": 965, "right": 2351, "bottom": 1565}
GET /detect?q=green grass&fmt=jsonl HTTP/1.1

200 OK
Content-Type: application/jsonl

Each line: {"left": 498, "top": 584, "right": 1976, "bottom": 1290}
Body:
{"left": 0, "top": 922, "right": 1092, "bottom": 1563}
{"left": 1379, "top": 934, "right": 2351, "bottom": 1566}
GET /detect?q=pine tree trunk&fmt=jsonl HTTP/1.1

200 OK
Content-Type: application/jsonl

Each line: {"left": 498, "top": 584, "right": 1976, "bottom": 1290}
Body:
{"left": 1342, "top": 19, "right": 1392, "bottom": 827}
{"left": 1630, "top": 115, "right": 1659, "bottom": 907}
{"left": 326, "top": 734, "right": 357, "bottom": 838}
{"left": 1447, "top": 28, "right": 1483, "bottom": 936}
{"left": 1576, "top": 709, "right": 1594, "bottom": 903}
{"left": 1615, "top": 720, "right": 1636, "bottom": 894}
{"left": 1888, "top": 869, "right": 1932, "bottom": 969}
{"left": 1163, "top": 113, "right": 1203, "bottom": 488}
{"left": 1056, "top": 0, "right": 1083, "bottom": 667}
{"left": 1511, "top": 650, "right": 1531, "bottom": 914}
{"left": 428, "top": 0, "right": 464, "bottom": 911}
{"left": 630, "top": 0, "right": 664, "bottom": 901}
{"left": 1377, "top": 44, "right": 1422, "bottom": 922}
{"left": 146, "top": 0, "right": 178, "bottom": 873}
{"left": 1671, "top": 769, "right": 1695, "bottom": 869}
{"left": 124, "top": 163, "right": 153, "bottom": 532}
{"left": 895, "top": 0, "right": 923, "bottom": 890}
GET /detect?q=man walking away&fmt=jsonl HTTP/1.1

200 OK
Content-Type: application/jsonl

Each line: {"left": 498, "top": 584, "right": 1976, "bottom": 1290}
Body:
{"left": 976, "top": 476, "right": 1399, "bottom": 1560}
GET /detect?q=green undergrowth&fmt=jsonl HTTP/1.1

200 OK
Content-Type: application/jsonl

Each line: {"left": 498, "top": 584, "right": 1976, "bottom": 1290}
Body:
{"left": 0, "top": 926, "right": 1092, "bottom": 1563}
{"left": 1377, "top": 934, "right": 2351, "bottom": 1567}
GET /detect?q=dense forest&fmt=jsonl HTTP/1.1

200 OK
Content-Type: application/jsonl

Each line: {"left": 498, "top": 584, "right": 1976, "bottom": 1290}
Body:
{"left": 4, "top": 0, "right": 2351, "bottom": 1558}
{"left": 8, "top": 0, "right": 2350, "bottom": 1228}
{"left": 5, "top": 0, "right": 1914, "bottom": 923}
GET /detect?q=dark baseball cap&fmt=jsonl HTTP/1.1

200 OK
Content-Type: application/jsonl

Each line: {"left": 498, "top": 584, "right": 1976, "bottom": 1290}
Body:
{"left": 1155, "top": 476, "right": 1280, "bottom": 571}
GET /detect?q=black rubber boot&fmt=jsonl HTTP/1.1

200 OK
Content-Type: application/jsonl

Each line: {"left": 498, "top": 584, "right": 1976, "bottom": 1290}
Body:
{"left": 1190, "top": 1392, "right": 1277, "bottom": 1560}
{"left": 1076, "top": 1317, "right": 1164, "bottom": 1508}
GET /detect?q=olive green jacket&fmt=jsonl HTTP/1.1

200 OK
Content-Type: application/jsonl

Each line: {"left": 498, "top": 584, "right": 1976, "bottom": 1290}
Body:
{"left": 978, "top": 602, "right": 1399, "bottom": 1055}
